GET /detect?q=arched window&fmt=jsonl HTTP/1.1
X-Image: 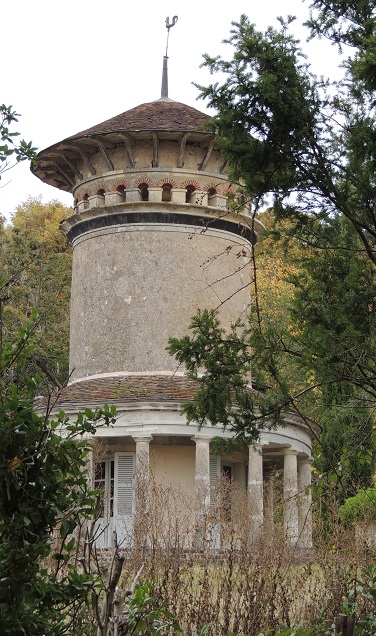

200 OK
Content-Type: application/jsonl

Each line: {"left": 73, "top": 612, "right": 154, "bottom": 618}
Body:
{"left": 116, "top": 184, "right": 126, "bottom": 202}
{"left": 139, "top": 183, "right": 149, "bottom": 201}
{"left": 83, "top": 193, "right": 89, "bottom": 201}
{"left": 185, "top": 184, "right": 196, "bottom": 203}
{"left": 208, "top": 187, "right": 217, "bottom": 197}
{"left": 162, "top": 183, "right": 172, "bottom": 202}
{"left": 97, "top": 188, "right": 105, "bottom": 197}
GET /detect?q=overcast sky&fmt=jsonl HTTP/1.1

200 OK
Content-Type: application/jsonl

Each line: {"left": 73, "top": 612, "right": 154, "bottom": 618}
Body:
{"left": 1, "top": 0, "right": 341, "bottom": 221}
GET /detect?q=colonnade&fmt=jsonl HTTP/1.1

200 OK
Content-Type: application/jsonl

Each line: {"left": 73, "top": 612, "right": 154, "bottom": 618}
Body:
{"left": 75, "top": 186, "right": 228, "bottom": 213}
{"left": 131, "top": 433, "right": 313, "bottom": 549}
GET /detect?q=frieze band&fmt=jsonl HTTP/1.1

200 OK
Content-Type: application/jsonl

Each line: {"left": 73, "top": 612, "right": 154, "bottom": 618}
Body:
{"left": 66, "top": 210, "right": 255, "bottom": 244}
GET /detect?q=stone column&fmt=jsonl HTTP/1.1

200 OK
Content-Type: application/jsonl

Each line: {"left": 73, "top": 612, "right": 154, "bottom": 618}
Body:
{"left": 126, "top": 187, "right": 142, "bottom": 202}
{"left": 298, "top": 458, "right": 313, "bottom": 549}
{"left": 134, "top": 436, "right": 152, "bottom": 475}
{"left": 77, "top": 199, "right": 89, "bottom": 213}
{"left": 171, "top": 188, "right": 186, "bottom": 204}
{"left": 192, "top": 435, "right": 211, "bottom": 510}
{"left": 190, "top": 190, "right": 208, "bottom": 206}
{"left": 264, "top": 476, "right": 274, "bottom": 527}
{"left": 235, "top": 462, "right": 247, "bottom": 490}
{"left": 88, "top": 194, "right": 105, "bottom": 208}
{"left": 283, "top": 450, "right": 299, "bottom": 544}
{"left": 104, "top": 191, "right": 123, "bottom": 206}
{"left": 84, "top": 444, "right": 102, "bottom": 546}
{"left": 192, "top": 435, "right": 211, "bottom": 546}
{"left": 148, "top": 187, "right": 162, "bottom": 202}
{"left": 86, "top": 442, "right": 94, "bottom": 488}
{"left": 133, "top": 435, "right": 152, "bottom": 509}
{"left": 248, "top": 444, "right": 264, "bottom": 542}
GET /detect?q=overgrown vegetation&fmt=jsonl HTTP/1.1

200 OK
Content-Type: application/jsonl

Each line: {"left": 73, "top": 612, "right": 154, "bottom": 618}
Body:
{"left": 0, "top": 305, "right": 117, "bottom": 634}
{"left": 1, "top": 1, "right": 376, "bottom": 632}
{"left": 79, "top": 475, "right": 376, "bottom": 636}
{"left": 168, "top": 0, "right": 376, "bottom": 504}
{"left": 0, "top": 197, "right": 72, "bottom": 390}
{"left": 339, "top": 488, "right": 376, "bottom": 525}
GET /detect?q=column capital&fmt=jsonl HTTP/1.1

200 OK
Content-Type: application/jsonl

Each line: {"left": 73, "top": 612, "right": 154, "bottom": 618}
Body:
{"left": 132, "top": 435, "right": 153, "bottom": 443}
{"left": 248, "top": 442, "right": 263, "bottom": 453}
{"left": 299, "top": 456, "right": 313, "bottom": 465}
{"left": 191, "top": 434, "right": 212, "bottom": 443}
{"left": 283, "top": 448, "right": 298, "bottom": 456}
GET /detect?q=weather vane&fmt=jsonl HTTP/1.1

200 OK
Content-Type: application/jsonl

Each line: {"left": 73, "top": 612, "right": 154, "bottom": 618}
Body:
{"left": 165, "top": 16, "right": 178, "bottom": 57}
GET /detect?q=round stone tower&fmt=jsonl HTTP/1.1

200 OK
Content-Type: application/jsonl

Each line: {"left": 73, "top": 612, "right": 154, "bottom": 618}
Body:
{"left": 32, "top": 78, "right": 314, "bottom": 550}
{"left": 34, "top": 98, "right": 259, "bottom": 382}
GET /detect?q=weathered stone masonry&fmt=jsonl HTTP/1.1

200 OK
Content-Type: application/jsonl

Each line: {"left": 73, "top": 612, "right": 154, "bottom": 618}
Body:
{"left": 32, "top": 95, "right": 315, "bottom": 549}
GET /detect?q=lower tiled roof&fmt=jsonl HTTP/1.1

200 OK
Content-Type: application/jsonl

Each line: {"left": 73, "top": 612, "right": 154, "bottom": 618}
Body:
{"left": 37, "top": 374, "right": 200, "bottom": 408}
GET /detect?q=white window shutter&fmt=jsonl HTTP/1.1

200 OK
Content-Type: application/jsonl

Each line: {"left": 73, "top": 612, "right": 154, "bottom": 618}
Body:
{"left": 115, "top": 453, "right": 135, "bottom": 517}
{"left": 210, "top": 455, "right": 220, "bottom": 507}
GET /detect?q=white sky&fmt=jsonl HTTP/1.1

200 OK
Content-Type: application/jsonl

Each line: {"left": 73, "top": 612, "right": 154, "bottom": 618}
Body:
{"left": 1, "top": 0, "right": 341, "bottom": 221}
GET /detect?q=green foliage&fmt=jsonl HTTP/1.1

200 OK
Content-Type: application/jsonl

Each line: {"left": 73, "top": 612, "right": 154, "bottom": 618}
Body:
{"left": 0, "top": 198, "right": 72, "bottom": 390}
{"left": 126, "top": 581, "right": 181, "bottom": 635}
{"left": 306, "top": 0, "right": 376, "bottom": 92}
{"left": 0, "top": 392, "right": 116, "bottom": 634}
{"left": 339, "top": 488, "right": 376, "bottom": 525}
{"left": 197, "top": 6, "right": 376, "bottom": 265}
{"left": 197, "top": 15, "right": 321, "bottom": 202}
{"left": 286, "top": 218, "right": 376, "bottom": 496}
{"left": 339, "top": 564, "right": 376, "bottom": 635}
{"left": 172, "top": 2, "right": 376, "bottom": 493}
{"left": 0, "top": 317, "right": 116, "bottom": 635}
{"left": 288, "top": 220, "right": 375, "bottom": 394}
{"left": 0, "top": 105, "right": 37, "bottom": 179}
{"left": 257, "top": 628, "right": 314, "bottom": 636}
{"left": 167, "top": 309, "right": 279, "bottom": 445}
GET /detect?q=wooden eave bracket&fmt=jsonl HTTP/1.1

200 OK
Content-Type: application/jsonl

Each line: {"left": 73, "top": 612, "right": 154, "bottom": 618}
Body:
{"left": 69, "top": 144, "right": 97, "bottom": 176}
{"left": 177, "top": 133, "right": 189, "bottom": 168}
{"left": 119, "top": 133, "right": 135, "bottom": 168}
{"left": 56, "top": 153, "right": 83, "bottom": 181}
{"left": 152, "top": 132, "right": 159, "bottom": 167}
{"left": 199, "top": 139, "right": 215, "bottom": 171}
{"left": 94, "top": 139, "right": 114, "bottom": 171}
{"left": 219, "top": 159, "right": 228, "bottom": 174}
{"left": 52, "top": 162, "right": 75, "bottom": 189}
{"left": 39, "top": 170, "right": 64, "bottom": 189}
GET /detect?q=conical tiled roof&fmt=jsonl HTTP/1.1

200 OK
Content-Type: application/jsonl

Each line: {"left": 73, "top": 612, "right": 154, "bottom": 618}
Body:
{"left": 66, "top": 99, "right": 210, "bottom": 140}
{"left": 31, "top": 99, "right": 213, "bottom": 192}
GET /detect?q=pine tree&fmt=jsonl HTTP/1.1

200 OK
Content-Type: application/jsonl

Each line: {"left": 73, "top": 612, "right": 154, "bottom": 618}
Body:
{"left": 169, "top": 1, "right": 376, "bottom": 489}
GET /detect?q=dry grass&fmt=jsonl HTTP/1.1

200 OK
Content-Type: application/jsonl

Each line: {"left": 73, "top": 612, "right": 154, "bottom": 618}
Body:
{"left": 92, "top": 477, "right": 374, "bottom": 635}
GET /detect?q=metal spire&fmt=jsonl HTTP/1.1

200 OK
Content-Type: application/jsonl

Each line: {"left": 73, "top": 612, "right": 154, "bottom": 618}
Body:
{"left": 161, "top": 16, "right": 178, "bottom": 100}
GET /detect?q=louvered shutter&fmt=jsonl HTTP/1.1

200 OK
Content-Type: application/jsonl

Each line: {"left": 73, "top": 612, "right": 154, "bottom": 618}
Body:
{"left": 210, "top": 455, "right": 220, "bottom": 507}
{"left": 114, "top": 453, "right": 135, "bottom": 517}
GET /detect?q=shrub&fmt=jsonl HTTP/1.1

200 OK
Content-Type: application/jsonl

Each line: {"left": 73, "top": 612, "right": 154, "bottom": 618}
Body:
{"left": 339, "top": 489, "right": 376, "bottom": 526}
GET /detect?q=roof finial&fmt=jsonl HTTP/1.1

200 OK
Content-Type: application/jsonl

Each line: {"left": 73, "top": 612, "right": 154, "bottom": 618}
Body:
{"left": 161, "top": 16, "right": 178, "bottom": 100}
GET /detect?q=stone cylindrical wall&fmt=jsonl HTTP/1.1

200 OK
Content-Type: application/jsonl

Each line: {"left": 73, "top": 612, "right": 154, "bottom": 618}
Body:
{"left": 68, "top": 205, "right": 253, "bottom": 380}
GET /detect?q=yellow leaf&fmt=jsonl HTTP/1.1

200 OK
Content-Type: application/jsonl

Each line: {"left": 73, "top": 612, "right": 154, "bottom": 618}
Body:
{"left": 7, "top": 456, "right": 21, "bottom": 472}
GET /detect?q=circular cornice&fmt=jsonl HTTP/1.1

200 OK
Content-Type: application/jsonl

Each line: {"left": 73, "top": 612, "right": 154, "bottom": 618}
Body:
{"left": 64, "top": 208, "right": 256, "bottom": 245}
{"left": 31, "top": 100, "right": 215, "bottom": 193}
